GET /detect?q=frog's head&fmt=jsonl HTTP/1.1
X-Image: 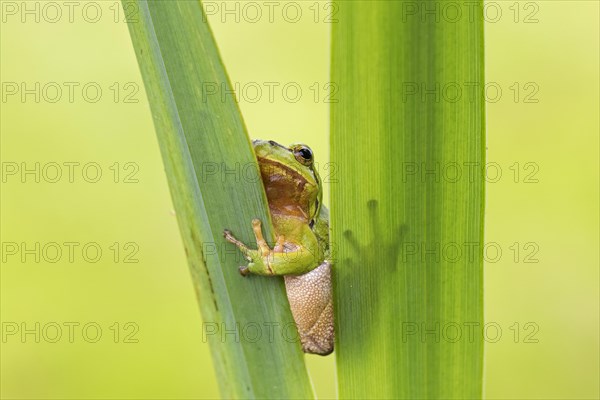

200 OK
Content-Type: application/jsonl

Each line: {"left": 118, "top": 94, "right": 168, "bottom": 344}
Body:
{"left": 253, "top": 139, "right": 322, "bottom": 224}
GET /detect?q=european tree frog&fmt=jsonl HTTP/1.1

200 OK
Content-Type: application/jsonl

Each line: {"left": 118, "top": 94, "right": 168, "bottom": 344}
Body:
{"left": 224, "top": 139, "right": 333, "bottom": 355}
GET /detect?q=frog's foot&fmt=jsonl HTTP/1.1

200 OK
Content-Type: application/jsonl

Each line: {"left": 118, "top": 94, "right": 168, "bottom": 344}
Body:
{"left": 238, "top": 264, "right": 251, "bottom": 276}
{"left": 223, "top": 219, "right": 281, "bottom": 276}
{"left": 223, "top": 229, "right": 252, "bottom": 262}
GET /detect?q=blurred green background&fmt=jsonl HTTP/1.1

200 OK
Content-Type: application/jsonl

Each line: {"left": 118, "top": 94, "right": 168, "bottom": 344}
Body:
{"left": 0, "top": 1, "right": 598, "bottom": 399}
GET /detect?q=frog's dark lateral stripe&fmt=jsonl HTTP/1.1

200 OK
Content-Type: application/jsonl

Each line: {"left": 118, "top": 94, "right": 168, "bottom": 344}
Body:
{"left": 267, "top": 140, "right": 288, "bottom": 150}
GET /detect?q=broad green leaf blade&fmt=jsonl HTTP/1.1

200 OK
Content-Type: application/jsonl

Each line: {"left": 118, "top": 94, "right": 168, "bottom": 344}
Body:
{"left": 331, "top": 1, "right": 485, "bottom": 398}
{"left": 122, "top": 1, "right": 313, "bottom": 398}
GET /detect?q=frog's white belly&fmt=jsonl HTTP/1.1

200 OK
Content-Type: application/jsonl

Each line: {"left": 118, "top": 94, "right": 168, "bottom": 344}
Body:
{"left": 284, "top": 260, "right": 334, "bottom": 355}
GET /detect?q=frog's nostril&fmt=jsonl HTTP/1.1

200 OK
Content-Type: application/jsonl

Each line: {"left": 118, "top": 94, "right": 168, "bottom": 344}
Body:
{"left": 268, "top": 140, "right": 277, "bottom": 146}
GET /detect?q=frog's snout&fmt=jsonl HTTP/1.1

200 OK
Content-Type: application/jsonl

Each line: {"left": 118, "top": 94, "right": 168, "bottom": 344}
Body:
{"left": 253, "top": 139, "right": 278, "bottom": 158}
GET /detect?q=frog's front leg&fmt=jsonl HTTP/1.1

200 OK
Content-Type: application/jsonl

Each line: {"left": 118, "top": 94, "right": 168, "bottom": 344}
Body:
{"left": 223, "top": 219, "right": 275, "bottom": 276}
{"left": 224, "top": 219, "right": 320, "bottom": 276}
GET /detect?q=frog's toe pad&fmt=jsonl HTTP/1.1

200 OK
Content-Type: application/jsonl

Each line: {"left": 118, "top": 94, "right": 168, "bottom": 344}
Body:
{"left": 239, "top": 265, "right": 251, "bottom": 276}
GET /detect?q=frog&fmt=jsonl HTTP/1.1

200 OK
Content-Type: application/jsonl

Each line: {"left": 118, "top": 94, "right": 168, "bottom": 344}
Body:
{"left": 223, "top": 139, "right": 333, "bottom": 355}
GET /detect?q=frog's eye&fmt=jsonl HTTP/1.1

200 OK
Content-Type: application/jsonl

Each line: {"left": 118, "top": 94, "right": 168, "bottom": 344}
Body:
{"left": 294, "top": 146, "right": 313, "bottom": 166}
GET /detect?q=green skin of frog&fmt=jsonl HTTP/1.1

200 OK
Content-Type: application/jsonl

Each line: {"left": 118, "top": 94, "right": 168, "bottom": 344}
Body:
{"left": 224, "top": 139, "right": 334, "bottom": 355}
{"left": 224, "top": 140, "right": 328, "bottom": 276}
